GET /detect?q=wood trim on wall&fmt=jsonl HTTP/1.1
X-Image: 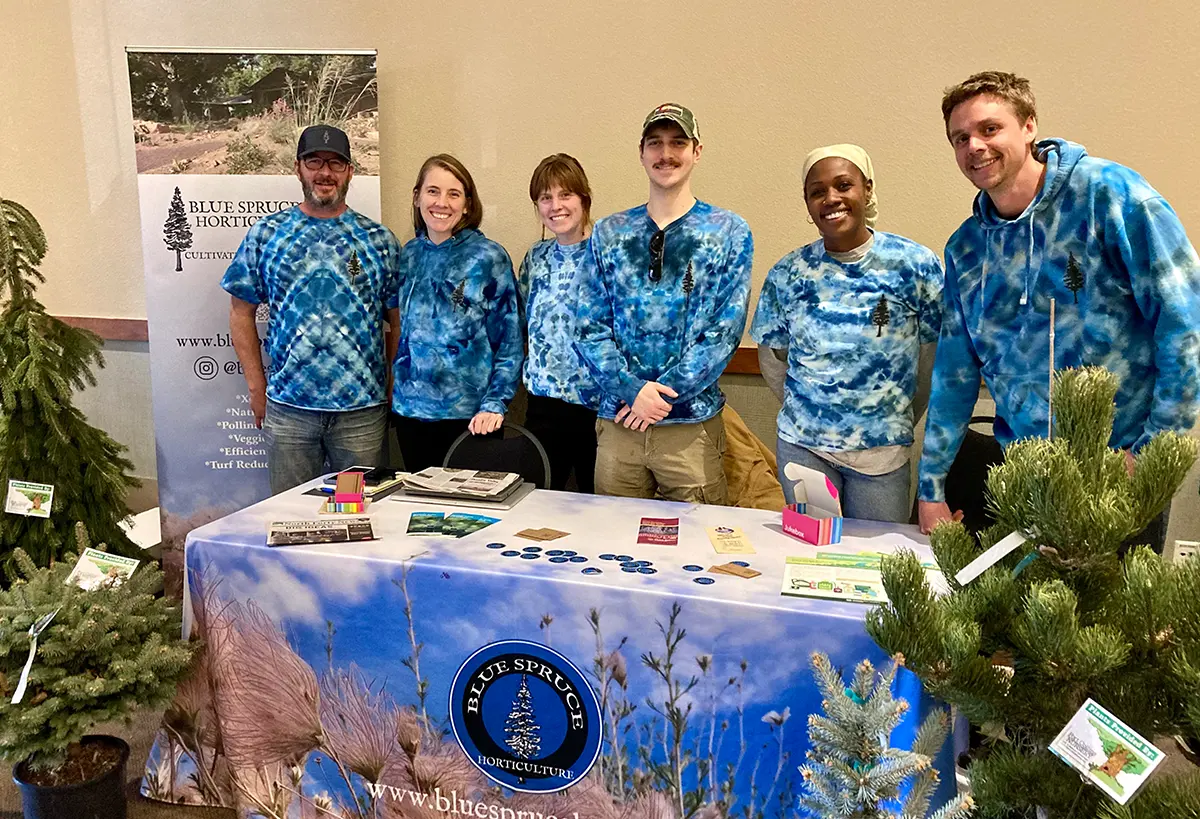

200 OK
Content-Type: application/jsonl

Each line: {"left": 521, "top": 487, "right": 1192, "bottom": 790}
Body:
{"left": 56, "top": 316, "right": 149, "bottom": 342}
{"left": 51, "top": 315, "right": 764, "bottom": 375}
{"left": 723, "top": 346, "right": 761, "bottom": 375}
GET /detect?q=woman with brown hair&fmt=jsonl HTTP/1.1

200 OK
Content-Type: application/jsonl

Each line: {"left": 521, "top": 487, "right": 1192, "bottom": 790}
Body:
{"left": 387, "top": 154, "right": 522, "bottom": 472}
{"left": 517, "top": 153, "right": 601, "bottom": 491}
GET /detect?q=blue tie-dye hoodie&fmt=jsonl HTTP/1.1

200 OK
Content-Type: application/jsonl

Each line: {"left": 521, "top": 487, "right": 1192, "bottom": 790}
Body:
{"left": 918, "top": 139, "right": 1200, "bottom": 502}
{"left": 576, "top": 200, "right": 754, "bottom": 424}
{"left": 387, "top": 228, "right": 522, "bottom": 420}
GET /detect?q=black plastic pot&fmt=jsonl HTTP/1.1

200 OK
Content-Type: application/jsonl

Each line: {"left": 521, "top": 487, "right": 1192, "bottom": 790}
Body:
{"left": 12, "top": 735, "right": 130, "bottom": 819}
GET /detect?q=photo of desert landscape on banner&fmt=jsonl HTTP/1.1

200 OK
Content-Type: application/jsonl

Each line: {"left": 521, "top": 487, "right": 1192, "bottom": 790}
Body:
{"left": 127, "top": 51, "right": 378, "bottom": 176}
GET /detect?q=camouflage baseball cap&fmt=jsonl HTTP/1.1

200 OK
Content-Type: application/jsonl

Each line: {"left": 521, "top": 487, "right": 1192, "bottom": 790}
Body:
{"left": 641, "top": 103, "right": 700, "bottom": 141}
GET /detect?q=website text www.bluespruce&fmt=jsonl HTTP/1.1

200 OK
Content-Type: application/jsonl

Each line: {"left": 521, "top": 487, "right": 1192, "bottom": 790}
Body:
{"left": 359, "top": 785, "right": 581, "bottom": 819}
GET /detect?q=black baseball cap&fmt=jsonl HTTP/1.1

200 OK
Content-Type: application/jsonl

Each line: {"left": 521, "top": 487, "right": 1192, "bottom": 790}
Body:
{"left": 296, "top": 125, "right": 352, "bottom": 163}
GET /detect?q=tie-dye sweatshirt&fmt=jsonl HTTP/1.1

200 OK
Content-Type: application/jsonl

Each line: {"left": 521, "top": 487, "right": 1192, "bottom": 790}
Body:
{"left": 576, "top": 200, "right": 754, "bottom": 424}
{"left": 387, "top": 228, "right": 522, "bottom": 420}
{"left": 517, "top": 238, "right": 600, "bottom": 409}
{"left": 918, "top": 139, "right": 1200, "bottom": 502}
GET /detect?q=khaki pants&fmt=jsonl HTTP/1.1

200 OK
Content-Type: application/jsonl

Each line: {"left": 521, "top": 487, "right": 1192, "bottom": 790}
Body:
{"left": 594, "top": 415, "right": 728, "bottom": 505}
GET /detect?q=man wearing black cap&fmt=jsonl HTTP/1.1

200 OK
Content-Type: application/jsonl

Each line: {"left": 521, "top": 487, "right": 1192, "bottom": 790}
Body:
{"left": 223, "top": 124, "right": 403, "bottom": 494}
{"left": 576, "top": 104, "right": 754, "bottom": 504}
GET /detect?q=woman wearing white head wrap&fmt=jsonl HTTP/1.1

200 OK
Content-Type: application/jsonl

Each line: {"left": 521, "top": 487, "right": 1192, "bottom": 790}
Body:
{"left": 749, "top": 144, "right": 945, "bottom": 523}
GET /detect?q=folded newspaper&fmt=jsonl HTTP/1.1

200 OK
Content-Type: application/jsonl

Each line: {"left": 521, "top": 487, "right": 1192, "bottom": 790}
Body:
{"left": 403, "top": 467, "right": 522, "bottom": 499}
{"left": 268, "top": 518, "right": 376, "bottom": 546}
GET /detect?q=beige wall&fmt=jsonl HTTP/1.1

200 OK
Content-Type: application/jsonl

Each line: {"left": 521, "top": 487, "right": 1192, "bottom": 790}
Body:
{"left": 3, "top": 0, "right": 1199, "bottom": 541}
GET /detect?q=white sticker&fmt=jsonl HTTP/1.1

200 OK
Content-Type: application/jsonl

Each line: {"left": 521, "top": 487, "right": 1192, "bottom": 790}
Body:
{"left": 955, "top": 530, "right": 1026, "bottom": 586}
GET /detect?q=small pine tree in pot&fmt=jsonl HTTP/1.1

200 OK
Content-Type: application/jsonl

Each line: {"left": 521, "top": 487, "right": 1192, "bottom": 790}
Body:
{"left": 0, "top": 526, "right": 195, "bottom": 818}
{"left": 867, "top": 367, "right": 1200, "bottom": 817}
{"left": 0, "top": 196, "right": 141, "bottom": 578}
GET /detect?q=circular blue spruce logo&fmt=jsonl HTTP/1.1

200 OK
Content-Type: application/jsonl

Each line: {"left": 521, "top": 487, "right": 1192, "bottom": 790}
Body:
{"left": 449, "top": 640, "right": 602, "bottom": 793}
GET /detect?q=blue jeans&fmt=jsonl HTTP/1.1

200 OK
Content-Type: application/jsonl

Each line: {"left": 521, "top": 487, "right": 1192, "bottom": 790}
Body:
{"left": 262, "top": 400, "right": 389, "bottom": 495}
{"left": 776, "top": 439, "right": 911, "bottom": 524}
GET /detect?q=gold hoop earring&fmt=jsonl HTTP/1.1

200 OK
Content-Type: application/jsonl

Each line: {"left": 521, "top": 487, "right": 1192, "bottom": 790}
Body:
{"left": 805, "top": 215, "right": 814, "bottom": 225}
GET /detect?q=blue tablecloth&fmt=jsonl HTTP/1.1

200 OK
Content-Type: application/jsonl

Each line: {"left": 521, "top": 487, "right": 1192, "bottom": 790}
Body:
{"left": 141, "top": 481, "right": 957, "bottom": 817}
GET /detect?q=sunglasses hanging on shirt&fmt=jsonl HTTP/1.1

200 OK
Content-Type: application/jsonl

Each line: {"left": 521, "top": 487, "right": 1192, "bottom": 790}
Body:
{"left": 649, "top": 229, "right": 665, "bottom": 282}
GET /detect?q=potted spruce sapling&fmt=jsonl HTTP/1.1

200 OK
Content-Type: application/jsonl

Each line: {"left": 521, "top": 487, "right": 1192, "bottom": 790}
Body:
{"left": 0, "top": 524, "right": 194, "bottom": 819}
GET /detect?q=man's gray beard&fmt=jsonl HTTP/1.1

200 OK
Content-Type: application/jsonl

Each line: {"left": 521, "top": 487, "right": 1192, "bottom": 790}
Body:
{"left": 302, "top": 177, "right": 351, "bottom": 210}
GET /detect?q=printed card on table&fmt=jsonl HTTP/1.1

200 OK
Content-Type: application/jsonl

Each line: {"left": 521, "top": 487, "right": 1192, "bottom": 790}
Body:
{"left": 6, "top": 480, "right": 54, "bottom": 519}
{"left": 1049, "top": 698, "right": 1163, "bottom": 805}
{"left": 637, "top": 517, "right": 679, "bottom": 546}
{"left": 707, "top": 526, "right": 756, "bottom": 554}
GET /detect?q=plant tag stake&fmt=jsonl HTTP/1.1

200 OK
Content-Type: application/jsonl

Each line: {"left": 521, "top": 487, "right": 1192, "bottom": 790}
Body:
{"left": 12, "top": 607, "right": 60, "bottom": 704}
{"left": 955, "top": 531, "right": 1027, "bottom": 586}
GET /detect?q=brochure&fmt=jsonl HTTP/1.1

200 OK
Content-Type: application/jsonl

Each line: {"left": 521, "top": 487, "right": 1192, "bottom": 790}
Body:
{"left": 267, "top": 518, "right": 375, "bottom": 546}
{"left": 780, "top": 552, "right": 946, "bottom": 604}
{"left": 407, "top": 512, "right": 448, "bottom": 536}
{"left": 442, "top": 512, "right": 501, "bottom": 538}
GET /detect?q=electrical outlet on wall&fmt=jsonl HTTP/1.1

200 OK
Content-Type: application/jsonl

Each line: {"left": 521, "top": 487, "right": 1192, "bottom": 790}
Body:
{"left": 1172, "top": 540, "right": 1199, "bottom": 565}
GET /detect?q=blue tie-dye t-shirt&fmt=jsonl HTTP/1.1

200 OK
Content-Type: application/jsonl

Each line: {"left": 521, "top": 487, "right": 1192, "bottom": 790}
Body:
{"left": 751, "top": 232, "right": 943, "bottom": 451}
{"left": 918, "top": 139, "right": 1200, "bottom": 502}
{"left": 220, "top": 206, "right": 402, "bottom": 411}
{"left": 517, "top": 238, "right": 600, "bottom": 409}
{"left": 576, "top": 201, "right": 754, "bottom": 424}
{"left": 387, "top": 228, "right": 522, "bottom": 420}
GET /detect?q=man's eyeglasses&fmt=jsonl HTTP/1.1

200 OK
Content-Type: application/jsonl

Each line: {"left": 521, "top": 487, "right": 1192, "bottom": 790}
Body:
{"left": 302, "top": 156, "right": 350, "bottom": 173}
{"left": 649, "top": 229, "right": 665, "bottom": 282}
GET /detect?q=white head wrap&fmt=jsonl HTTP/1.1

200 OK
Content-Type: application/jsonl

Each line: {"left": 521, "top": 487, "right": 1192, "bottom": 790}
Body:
{"left": 801, "top": 144, "right": 878, "bottom": 229}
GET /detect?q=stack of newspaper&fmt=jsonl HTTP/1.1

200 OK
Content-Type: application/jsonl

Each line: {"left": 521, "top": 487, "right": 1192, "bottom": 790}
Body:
{"left": 402, "top": 468, "right": 523, "bottom": 502}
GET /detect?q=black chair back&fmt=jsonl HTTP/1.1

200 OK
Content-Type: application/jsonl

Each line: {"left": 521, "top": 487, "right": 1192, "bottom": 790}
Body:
{"left": 443, "top": 423, "right": 552, "bottom": 490}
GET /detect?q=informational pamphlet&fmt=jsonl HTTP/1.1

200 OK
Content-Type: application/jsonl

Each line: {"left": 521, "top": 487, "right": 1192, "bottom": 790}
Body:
{"left": 267, "top": 518, "right": 375, "bottom": 546}
{"left": 6, "top": 479, "right": 54, "bottom": 519}
{"left": 65, "top": 548, "right": 141, "bottom": 591}
{"left": 407, "top": 512, "right": 448, "bottom": 536}
{"left": 638, "top": 517, "right": 679, "bottom": 546}
{"left": 442, "top": 513, "right": 501, "bottom": 539}
{"left": 1049, "top": 699, "right": 1164, "bottom": 805}
{"left": 707, "top": 526, "right": 756, "bottom": 554}
{"left": 781, "top": 553, "right": 946, "bottom": 604}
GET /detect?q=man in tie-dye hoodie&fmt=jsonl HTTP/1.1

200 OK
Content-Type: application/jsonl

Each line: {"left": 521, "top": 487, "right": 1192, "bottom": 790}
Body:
{"left": 917, "top": 71, "right": 1200, "bottom": 547}
{"left": 576, "top": 103, "right": 753, "bottom": 503}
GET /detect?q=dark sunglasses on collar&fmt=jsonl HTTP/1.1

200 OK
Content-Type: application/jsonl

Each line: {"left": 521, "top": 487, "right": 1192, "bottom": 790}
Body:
{"left": 648, "top": 229, "right": 665, "bottom": 282}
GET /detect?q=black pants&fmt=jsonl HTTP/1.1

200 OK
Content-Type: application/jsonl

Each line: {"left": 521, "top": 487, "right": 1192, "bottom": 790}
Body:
{"left": 392, "top": 415, "right": 471, "bottom": 474}
{"left": 523, "top": 394, "right": 597, "bottom": 493}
